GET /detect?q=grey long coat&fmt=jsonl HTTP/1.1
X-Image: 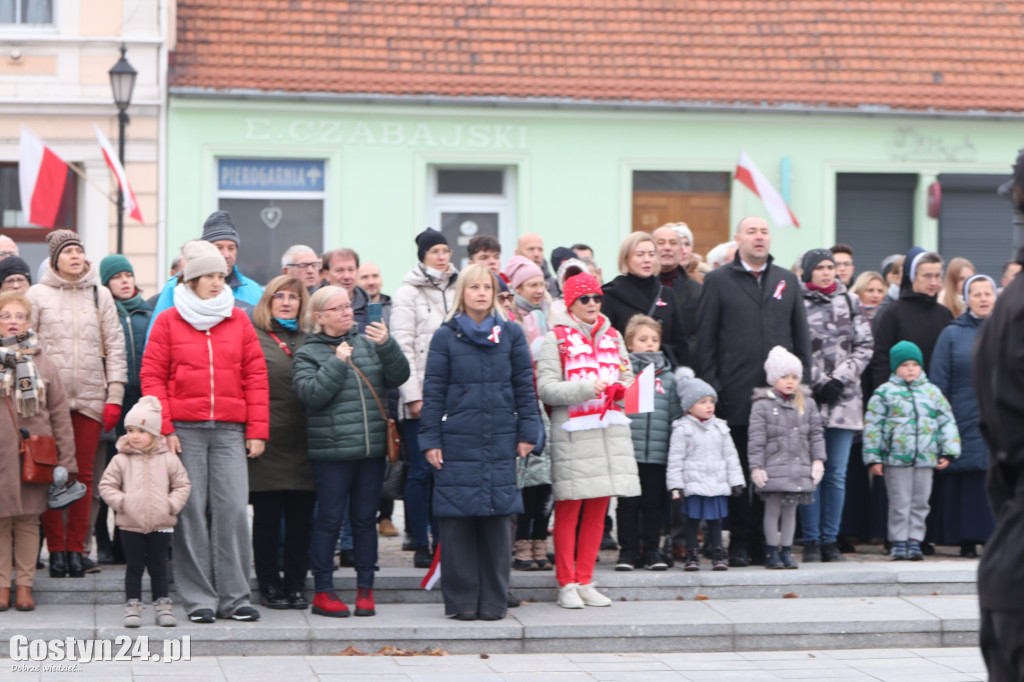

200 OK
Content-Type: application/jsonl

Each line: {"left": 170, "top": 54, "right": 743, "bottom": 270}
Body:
{"left": 747, "top": 386, "right": 826, "bottom": 495}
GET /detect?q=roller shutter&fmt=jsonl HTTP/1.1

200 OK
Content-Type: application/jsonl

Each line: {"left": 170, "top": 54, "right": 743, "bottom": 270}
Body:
{"left": 836, "top": 174, "right": 917, "bottom": 274}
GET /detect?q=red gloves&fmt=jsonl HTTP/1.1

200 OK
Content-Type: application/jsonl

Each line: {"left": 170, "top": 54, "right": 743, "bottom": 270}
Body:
{"left": 599, "top": 383, "right": 627, "bottom": 419}
{"left": 103, "top": 404, "right": 122, "bottom": 432}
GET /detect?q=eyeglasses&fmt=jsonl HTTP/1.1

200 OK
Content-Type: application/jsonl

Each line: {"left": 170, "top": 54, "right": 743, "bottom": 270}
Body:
{"left": 497, "top": 293, "right": 515, "bottom": 303}
{"left": 575, "top": 294, "right": 603, "bottom": 305}
{"left": 0, "top": 250, "right": 16, "bottom": 258}
{"left": 0, "top": 312, "right": 28, "bottom": 322}
{"left": 918, "top": 273, "right": 943, "bottom": 281}
{"left": 834, "top": 260, "right": 854, "bottom": 268}
{"left": 321, "top": 304, "right": 352, "bottom": 314}
{"left": 287, "top": 261, "right": 319, "bottom": 270}
{"left": 272, "top": 292, "right": 300, "bottom": 301}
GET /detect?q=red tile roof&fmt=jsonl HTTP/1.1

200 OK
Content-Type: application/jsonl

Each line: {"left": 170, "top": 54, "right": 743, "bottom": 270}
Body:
{"left": 171, "top": 1, "right": 1024, "bottom": 113}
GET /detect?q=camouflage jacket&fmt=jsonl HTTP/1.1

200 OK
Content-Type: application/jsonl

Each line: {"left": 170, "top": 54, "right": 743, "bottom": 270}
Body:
{"left": 863, "top": 372, "right": 961, "bottom": 467}
{"left": 802, "top": 282, "right": 874, "bottom": 430}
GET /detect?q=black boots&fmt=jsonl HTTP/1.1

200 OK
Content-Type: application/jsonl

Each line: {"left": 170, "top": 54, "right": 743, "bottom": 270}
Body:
{"left": 67, "top": 552, "right": 86, "bottom": 578}
{"left": 49, "top": 551, "right": 68, "bottom": 578}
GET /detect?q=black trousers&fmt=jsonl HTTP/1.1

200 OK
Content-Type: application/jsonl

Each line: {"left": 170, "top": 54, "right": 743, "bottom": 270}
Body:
{"left": 516, "top": 485, "right": 552, "bottom": 541}
{"left": 121, "top": 530, "right": 172, "bottom": 601}
{"left": 616, "top": 463, "right": 667, "bottom": 556}
{"left": 250, "top": 490, "right": 316, "bottom": 593}
{"left": 982, "top": 609, "right": 1024, "bottom": 682}
{"left": 726, "top": 425, "right": 766, "bottom": 560}
{"left": 439, "top": 515, "right": 511, "bottom": 618}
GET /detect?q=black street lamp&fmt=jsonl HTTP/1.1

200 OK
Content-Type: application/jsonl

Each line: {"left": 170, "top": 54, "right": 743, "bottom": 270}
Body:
{"left": 108, "top": 44, "right": 137, "bottom": 254}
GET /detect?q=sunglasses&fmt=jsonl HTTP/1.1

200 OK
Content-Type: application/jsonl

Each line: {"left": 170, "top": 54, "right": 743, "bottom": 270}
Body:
{"left": 497, "top": 293, "right": 515, "bottom": 303}
{"left": 575, "top": 294, "right": 603, "bottom": 305}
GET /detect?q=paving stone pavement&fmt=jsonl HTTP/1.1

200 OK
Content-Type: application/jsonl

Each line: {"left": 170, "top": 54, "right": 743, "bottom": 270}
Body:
{"left": 2, "top": 647, "right": 988, "bottom": 681}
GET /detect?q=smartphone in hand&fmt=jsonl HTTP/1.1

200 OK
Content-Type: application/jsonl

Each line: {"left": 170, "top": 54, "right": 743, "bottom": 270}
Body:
{"left": 367, "top": 302, "right": 382, "bottom": 325}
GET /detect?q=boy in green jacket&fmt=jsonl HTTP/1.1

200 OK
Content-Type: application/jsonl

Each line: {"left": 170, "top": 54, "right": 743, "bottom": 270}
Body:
{"left": 864, "top": 341, "right": 960, "bottom": 561}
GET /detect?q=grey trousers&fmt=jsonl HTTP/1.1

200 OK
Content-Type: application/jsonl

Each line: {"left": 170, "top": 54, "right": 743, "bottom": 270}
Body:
{"left": 439, "top": 515, "right": 512, "bottom": 618}
{"left": 885, "top": 466, "right": 934, "bottom": 542}
{"left": 174, "top": 426, "right": 253, "bottom": 616}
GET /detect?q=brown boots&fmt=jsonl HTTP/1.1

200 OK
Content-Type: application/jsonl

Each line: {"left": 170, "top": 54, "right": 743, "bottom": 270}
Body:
{"left": 15, "top": 585, "right": 34, "bottom": 611}
{"left": 513, "top": 539, "right": 552, "bottom": 571}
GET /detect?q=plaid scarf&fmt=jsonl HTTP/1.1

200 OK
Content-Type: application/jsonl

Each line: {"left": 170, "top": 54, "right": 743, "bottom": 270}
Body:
{"left": 0, "top": 330, "right": 44, "bottom": 417}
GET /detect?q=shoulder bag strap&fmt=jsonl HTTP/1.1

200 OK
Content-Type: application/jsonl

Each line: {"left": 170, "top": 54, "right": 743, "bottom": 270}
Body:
{"left": 347, "top": 359, "right": 389, "bottom": 424}
{"left": 647, "top": 285, "right": 665, "bottom": 317}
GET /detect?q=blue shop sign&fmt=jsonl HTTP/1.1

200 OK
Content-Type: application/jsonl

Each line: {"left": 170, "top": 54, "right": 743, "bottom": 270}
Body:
{"left": 219, "top": 159, "right": 325, "bottom": 192}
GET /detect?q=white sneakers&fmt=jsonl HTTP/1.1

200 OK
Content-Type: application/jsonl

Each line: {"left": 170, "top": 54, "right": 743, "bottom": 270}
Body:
{"left": 557, "top": 582, "right": 611, "bottom": 609}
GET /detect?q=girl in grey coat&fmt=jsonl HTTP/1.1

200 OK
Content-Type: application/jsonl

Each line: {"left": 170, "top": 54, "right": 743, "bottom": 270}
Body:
{"left": 749, "top": 347, "right": 826, "bottom": 569}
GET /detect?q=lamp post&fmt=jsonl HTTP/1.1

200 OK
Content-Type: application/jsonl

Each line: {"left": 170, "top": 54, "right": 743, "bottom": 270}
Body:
{"left": 108, "top": 44, "right": 137, "bottom": 254}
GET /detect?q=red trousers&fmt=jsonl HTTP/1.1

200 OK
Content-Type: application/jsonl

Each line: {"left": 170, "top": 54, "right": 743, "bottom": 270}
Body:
{"left": 42, "top": 412, "right": 100, "bottom": 553}
{"left": 552, "top": 497, "right": 609, "bottom": 587}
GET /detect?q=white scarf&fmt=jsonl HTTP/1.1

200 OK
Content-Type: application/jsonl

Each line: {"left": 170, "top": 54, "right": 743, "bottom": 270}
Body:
{"left": 173, "top": 283, "right": 234, "bottom": 331}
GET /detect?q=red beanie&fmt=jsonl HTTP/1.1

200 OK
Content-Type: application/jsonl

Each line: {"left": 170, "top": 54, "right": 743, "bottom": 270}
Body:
{"left": 563, "top": 273, "right": 603, "bottom": 309}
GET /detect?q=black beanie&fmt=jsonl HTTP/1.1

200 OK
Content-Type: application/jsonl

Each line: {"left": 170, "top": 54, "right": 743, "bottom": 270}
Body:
{"left": 550, "top": 246, "right": 575, "bottom": 273}
{"left": 801, "top": 248, "right": 835, "bottom": 283}
{"left": 201, "top": 211, "right": 240, "bottom": 246}
{"left": 415, "top": 229, "right": 448, "bottom": 262}
{"left": 0, "top": 256, "right": 31, "bottom": 285}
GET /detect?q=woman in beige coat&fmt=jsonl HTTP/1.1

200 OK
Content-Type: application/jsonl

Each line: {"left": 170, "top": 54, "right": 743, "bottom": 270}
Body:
{"left": 27, "top": 230, "right": 127, "bottom": 578}
{"left": 536, "top": 273, "right": 640, "bottom": 610}
{"left": 390, "top": 228, "right": 458, "bottom": 566}
{"left": 0, "top": 292, "right": 77, "bottom": 611}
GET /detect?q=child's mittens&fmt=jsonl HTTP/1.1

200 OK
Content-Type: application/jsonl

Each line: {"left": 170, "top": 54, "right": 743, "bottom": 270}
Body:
{"left": 731, "top": 485, "right": 745, "bottom": 497}
{"left": 751, "top": 469, "right": 768, "bottom": 489}
{"left": 671, "top": 489, "right": 682, "bottom": 500}
{"left": 811, "top": 460, "right": 825, "bottom": 485}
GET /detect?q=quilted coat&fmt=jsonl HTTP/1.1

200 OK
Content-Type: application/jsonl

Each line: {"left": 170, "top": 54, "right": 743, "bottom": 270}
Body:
{"left": 418, "top": 315, "right": 540, "bottom": 518}
{"left": 747, "top": 386, "right": 826, "bottom": 494}
{"left": 801, "top": 281, "right": 874, "bottom": 430}
{"left": 665, "top": 414, "right": 745, "bottom": 497}
{"left": 390, "top": 264, "right": 458, "bottom": 414}
{"left": 140, "top": 307, "right": 269, "bottom": 439}
{"left": 626, "top": 351, "right": 682, "bottom": 466}
{"left": 99, "top": 435, "right": 192, "bottom": 534}
{"left": 863, "top": 371, "right": 961, "bottom": 468}
{"left": 536, "top": 310, "right": 641, "bottom": 501}
{"left": 929, "top": 313, "right": 986, "bottom": 472}
{"left": 292, "top": 329, "right": 410, "bottom": 461}
{"left": 28, "top": 262, "right": 128, "bottom": 422}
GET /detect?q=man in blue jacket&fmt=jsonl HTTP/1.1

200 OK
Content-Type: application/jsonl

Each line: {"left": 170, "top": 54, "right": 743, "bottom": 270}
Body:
{"left": 147, "top": 211, "right": 264, "bottom": 336}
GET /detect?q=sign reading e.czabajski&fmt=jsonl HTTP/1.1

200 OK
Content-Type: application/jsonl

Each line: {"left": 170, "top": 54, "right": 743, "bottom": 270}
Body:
{"left": 243, "top": 118, "right": 528, "bottom": 150}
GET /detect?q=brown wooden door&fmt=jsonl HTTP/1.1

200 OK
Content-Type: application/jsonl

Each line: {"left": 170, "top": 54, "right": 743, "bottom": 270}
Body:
{"left": 632, "top": 191, "right": 731, "bottom": 256}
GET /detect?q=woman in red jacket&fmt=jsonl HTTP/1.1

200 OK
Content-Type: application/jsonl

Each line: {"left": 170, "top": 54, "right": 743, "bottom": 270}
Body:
{"left": 141, "top": 240, "right": 269, "bottom": 624}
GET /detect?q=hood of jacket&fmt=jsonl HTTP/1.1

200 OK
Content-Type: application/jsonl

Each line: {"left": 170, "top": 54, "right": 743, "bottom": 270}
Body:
{"left": 114, "top": 434, "right": 168, "bottom": 457}
{"left": 401, "top": 263, "right": 458, "bottom": 289}
{"left": 751, "top": 384, "right": 813, "bottom": 406}
{"left": 39, "top": 260, "right": 99, "bottom": 290}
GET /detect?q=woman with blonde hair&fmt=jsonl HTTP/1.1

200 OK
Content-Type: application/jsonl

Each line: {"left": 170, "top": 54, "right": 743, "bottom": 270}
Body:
{"left": 850, "top": 271, "right": 888, "bottom": 322}
{"left": 249, "top": 276, "right": 315, "bottom": 610}
{"left": 939, "top": 257, "right": 975, "bottom": 318}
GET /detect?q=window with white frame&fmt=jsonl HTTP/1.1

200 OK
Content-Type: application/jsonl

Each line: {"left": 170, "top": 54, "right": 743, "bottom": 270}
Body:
{"left": 0, "top": 0, "right": 53, "bottom": 24}
{"left": 427, "top": 166, "right": 516, "bottom": 270}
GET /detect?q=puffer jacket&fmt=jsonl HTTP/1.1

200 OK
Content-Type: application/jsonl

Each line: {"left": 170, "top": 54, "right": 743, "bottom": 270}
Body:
{"left": 391, "top": 264, "right": 458, "bottom": 413}
{"left": 419, "top": 315, "right": 540, "bottom": 518}
{"left": 140, "top": 307, "right": 269, "bottom": 439}
{"left": 28, "top": 262, "right": 128, "bottom": 422}
{"left": 863, "top": 371, "right": 961, "bottom": 467}
{"left": 802, "top": 281, "right": 874, "bottom": 430}
{"left": 930, "top": 313, "right": 985, "bottom": 472}
{"left": 626, "top": 352, "right": 682, "bottom": 465}
{"left": 536, "top": 310, "right": 641, "bottom": 501}
{"left": 747, "top": 386, "right": 826, "bottom": 494}
{"left": 98, "top": 435, "right": 192, "bottom": 534}
{"left": 292, "top": 329, "right": 410, "bottom": 461}
{"left": 117, "top": 300, "right": 153, "bottom": 409}
{"left": 666, "top": 414, "right": 745, "bottom": 497}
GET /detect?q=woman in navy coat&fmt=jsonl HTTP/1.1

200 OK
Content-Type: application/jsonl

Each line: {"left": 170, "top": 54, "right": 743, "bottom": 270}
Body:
{"left": 929, "top": 274, "right": 997, "bottom": 556}
{"left": 419, "top": 264, "right": 540, "bottom": 621}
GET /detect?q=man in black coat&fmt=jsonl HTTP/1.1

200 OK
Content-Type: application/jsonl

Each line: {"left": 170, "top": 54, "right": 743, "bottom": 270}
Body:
{"left": 974, "top": 242, "right": 1024, "bottom": 680}
{"left": 695, "top": 216, "right": 812, "bottom": 566}
{"left": 653, "top": 224, "right": 701, "bottom": 354}
{"left": 867, "top": 247, "right": 952, "bottom": 393}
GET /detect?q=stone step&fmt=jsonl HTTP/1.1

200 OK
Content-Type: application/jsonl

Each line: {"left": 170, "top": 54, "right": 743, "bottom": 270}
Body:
{"left": 0, "top": 594, "right": 979, "bottom": 657}
{"left": 29, "top": 560, "right": 977, "bottom": 605}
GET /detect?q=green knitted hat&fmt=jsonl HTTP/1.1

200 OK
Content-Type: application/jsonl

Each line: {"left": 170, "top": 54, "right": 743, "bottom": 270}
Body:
{"left": 99, "top": 254, "right": 133, "bottom": 286}
{"left": 890, "top": 340, "right": 923, "bottom": 373}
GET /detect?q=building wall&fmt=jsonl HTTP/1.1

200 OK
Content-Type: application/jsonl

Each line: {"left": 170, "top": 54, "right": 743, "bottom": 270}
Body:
{"left": 0, "top": 0, "right": 165, "bottom": 294}
{"left": 167, "top": 97, "right": 1024, "bottom": 292}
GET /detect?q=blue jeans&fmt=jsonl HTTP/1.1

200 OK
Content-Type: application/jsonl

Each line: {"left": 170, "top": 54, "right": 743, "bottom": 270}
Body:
{"left": 403, "top": 419, "right": 436, "bottom": 548}
{"left": 310, "top": 458, "right": 386, "bottom": 591}
{"left": 799, "top": 428, "right": 856, "bottom": 545}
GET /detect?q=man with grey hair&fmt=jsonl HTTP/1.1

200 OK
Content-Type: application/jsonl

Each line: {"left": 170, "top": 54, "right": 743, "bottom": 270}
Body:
{"left": 706, "top": 242, "right": 738, "bottom": 269}
{"left": 319, "top": 247, "right": 369, "bottom": 331}
{"left": 653, "top": 224, "right": 701, "bottom": 352}
{"left": 0, "top": 234, "right": 18, "bottom": 260}
{"left": 281, "top": 244, "right": 321, "bottom": 291}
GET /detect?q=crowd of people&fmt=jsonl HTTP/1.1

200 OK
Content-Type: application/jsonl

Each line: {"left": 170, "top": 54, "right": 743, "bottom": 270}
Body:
{"left": 0, "top": 211, "right": 1007, "bottom": 625}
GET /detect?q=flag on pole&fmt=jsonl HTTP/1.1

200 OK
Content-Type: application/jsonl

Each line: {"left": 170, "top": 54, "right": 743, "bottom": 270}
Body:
{"left": 735, "top": 150, "right": 800, "bottom": 228}
{"left": 95, "top": 124, "right": 143, "bottom": 223}
{"left": 19, "top": 127, "right": 69, "bottom": 229}
{"left": 623, "top": 364, "right": 655, "bottom": 414}
{"left": 419, "top": 544, "right": 441, "bottom": 590}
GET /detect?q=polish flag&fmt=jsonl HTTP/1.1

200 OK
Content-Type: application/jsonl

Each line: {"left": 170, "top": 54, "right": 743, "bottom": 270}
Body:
{"left": 735, "top": 151, "right": 800, "bottom": 228}
{"left": 95, "top": 124, "right": 143, "bottom": 223}
{"left": 420, "top": 544, "right": 441, "bottom": 590}
{"left": 19, "top": 127, "right": 68, "bottom": 229}
{"left": 624, "top": 364, "right": 655, "bottom": 414}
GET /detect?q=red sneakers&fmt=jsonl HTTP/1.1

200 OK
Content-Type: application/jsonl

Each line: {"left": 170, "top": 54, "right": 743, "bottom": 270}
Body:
{"left": 311, "top": 591, "right": 350, "bottom": 618}
{"left": 354, "top": 587, "right": 375, "bottom": 617}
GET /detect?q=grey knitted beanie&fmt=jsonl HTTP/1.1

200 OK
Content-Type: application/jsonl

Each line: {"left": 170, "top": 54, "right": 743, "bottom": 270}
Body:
{"left": 675, "top": 366, "right": 717, "bottom": 413}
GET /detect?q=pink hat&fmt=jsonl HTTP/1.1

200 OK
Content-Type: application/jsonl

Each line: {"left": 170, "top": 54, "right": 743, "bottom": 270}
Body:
{"left": 504, "top": 255, "right": 544, "bottom": 291}
{"left": 563, "top": 273, "right": 603, "bottom": 309}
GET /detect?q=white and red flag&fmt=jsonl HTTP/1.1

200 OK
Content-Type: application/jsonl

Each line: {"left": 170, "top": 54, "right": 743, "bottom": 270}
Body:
{"left": 19, "top": 127, "right": 69, "bottom": 228}
{"left": 95, "top": 124, "right": 143, "bottom": 223}
{"left": 623, "top": 364, "right": 655, "bottom": 414}
{"left": 735, "top": 151, "right": 799, "bottom": 229}
{"left": 419, "top": 544, "right": 441, "bottom": 590}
